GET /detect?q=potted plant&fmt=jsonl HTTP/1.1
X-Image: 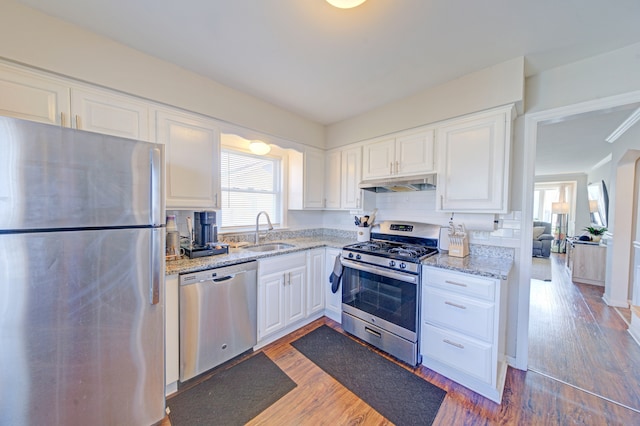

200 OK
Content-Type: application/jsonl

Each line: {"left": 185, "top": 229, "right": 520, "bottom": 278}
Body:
{"left": 584, "top": 226, "right": 607, "bottom": 242}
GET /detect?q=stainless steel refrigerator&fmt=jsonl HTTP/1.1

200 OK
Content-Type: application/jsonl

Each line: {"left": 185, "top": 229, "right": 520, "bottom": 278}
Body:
{"left": 0, "top": 117, "right": 166, "bottom": 425}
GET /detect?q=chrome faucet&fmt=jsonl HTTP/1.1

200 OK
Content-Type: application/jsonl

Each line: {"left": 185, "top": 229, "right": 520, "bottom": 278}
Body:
{"left": 255, "top": 211, "right": 274, "bottom": 244}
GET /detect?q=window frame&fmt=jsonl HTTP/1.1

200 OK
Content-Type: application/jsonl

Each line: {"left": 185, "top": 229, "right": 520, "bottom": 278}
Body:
{"left": 219, "top": 146, "right": 284, "bottom": 231}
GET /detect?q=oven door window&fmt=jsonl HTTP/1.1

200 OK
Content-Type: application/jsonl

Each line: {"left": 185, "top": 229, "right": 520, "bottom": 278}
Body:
{"left": 342, "top": 267, "right": 417, "bottom": 332}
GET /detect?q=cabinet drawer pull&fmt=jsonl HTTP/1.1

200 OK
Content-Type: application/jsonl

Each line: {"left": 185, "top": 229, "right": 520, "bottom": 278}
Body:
{"left": 445, "top": 301, "right": 467, "bottom": 310}
{"left": 395, "top": 160, "right": 399, "bottom": 174}
{"left": 60, "top": 112, "right": 65, "bottom": 127}
{"left": 443, "top": 339, "right": 464, "bottom": 349}
{"left": 389, "top": 162, "right": 393, "bottom": 175}
{"left": 75, "top": 115, "right": 81, "bottom": 129}
{"left": 445, "top": 280, "right": 468, "bottom": 287}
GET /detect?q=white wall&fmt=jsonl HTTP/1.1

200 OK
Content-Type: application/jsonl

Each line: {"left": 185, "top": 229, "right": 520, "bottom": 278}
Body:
{"left": 525, "top": 42, "right": 640, "bottom": 115}
{"left": 326, "top": 57, "right": 525, "bottom": 148}
{"left": 0, "top": 0, "right": 325, "bottom": 149}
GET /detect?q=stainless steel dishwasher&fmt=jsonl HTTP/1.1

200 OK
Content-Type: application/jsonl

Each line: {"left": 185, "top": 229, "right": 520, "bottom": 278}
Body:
{"left": 179, "top": 261, "right": 257, "bottom": 382}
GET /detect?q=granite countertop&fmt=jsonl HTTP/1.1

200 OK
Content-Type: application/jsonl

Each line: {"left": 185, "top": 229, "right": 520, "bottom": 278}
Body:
{"left": 422, "top": 253, "right": 513, "bottom": 281}
{"left": 166, "top": 230, "right": 514, "bottom": 280}
{"left": 166, "top": 236, "right": 354, "bottom": 275}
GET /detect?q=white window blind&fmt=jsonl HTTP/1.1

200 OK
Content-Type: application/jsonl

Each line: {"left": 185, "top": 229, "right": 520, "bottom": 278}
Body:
{"left": 221, "top": 149, "right": 281, "bottom": 228}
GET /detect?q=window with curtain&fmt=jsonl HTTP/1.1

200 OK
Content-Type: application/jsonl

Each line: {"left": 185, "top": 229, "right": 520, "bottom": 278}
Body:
{"left": 220, "top": 148, "right": 281, "bottom": 228}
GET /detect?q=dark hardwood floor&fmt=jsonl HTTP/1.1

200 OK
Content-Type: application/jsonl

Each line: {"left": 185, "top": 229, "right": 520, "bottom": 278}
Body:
{"left": 163, "top": 255, "right": 640, "bottom": 425}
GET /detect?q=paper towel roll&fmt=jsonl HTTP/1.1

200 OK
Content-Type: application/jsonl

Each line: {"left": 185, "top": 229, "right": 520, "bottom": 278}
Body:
{"left": 455, "top": 213, "right": 498, "bottom": 231}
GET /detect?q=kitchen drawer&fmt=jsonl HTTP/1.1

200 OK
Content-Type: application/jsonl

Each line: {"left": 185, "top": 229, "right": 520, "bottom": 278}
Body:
{"left": 422, "top": 287, "right": 494, "bottom": 342}
{"left": 421, "top": 324, "right": 492, "bottom": 384}
{"left": 423, "top": 267, "right": 495, "bottom": 301}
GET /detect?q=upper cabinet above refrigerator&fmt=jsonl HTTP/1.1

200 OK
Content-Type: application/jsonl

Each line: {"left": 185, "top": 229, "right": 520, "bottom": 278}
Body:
{"left": 0, "top": 62, "right": 152, "bottom": 141}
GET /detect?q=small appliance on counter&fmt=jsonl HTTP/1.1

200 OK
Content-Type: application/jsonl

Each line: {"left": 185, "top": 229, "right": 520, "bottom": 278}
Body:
{"left": 447, "top": 221, "right": 469, "bottom": 257}
{"left": 166, "top": 215, "right": 183, "bottom": 261}
{"left": 182, "top": 211, "right": 228, "bottom": 258}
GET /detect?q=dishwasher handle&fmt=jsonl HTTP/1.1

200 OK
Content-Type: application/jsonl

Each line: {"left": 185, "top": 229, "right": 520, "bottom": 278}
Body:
{"left": 199, "top": 270, "right": 248, "bottom": 284}
{"left": 212, "top": 274, "right": 235, "bottom": 283}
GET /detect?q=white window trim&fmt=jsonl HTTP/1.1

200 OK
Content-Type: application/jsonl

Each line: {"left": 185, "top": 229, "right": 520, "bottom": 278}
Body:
{"left": 219, "top": 136, "right": 290, "bottom": 233}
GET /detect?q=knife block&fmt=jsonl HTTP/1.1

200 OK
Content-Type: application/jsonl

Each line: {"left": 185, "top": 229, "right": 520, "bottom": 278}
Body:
{"left": 448, "top": 236, "right": 469, "bottom": 258}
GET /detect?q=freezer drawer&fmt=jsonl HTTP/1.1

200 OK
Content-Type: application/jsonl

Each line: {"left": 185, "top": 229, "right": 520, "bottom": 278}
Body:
{"left": 180, "top": 261, "right": 258, "bottom": 381}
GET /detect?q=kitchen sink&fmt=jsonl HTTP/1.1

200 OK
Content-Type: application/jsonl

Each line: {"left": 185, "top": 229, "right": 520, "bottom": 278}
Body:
{"left": 243, "top": 243, "right": 295, "bottom": 252}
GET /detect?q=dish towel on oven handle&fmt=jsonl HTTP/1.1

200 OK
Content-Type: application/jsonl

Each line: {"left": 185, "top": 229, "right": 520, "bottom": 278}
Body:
{"left": 330, "top": 255, "right": 344, "bottom": 293}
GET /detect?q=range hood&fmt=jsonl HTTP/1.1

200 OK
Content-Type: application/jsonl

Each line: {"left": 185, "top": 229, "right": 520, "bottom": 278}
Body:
{"left": 359, "top": 174, "right": 437, "bottom": 193}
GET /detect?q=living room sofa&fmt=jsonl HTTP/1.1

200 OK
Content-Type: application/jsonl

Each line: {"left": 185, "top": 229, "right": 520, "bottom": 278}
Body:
{"left": 532, "top": 221, "right": 554, "bottom": 257}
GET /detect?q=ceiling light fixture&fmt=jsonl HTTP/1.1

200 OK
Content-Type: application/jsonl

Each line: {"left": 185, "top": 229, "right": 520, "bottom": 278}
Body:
{"left": 249, "top": 140, "right": 271, "bottom": 155}
{"left": 326, "top": 0, "right": 367, "bottom": 9}
{"left": 605, "top": 106, "right": 640, "bottom": 143}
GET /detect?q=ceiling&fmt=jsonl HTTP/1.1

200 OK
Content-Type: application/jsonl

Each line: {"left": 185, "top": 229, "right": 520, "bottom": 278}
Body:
{"left": 13, "top": 0, "right": 640, "bottom": 175}
{"left": 536, "top": 104, "right": 640, "bottom": 176}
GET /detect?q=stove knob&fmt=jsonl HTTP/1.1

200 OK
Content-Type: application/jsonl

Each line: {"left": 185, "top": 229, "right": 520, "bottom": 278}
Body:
{"left": 348, "top": 253, "right": 354, "bottom": 258}
{"left": 389, "top": 260, "right": 396, "bottom": 267}
{"left": 356, "top": 254, "right": 362, "bottom": 260}
{"left": 399, "top": 263, "right": 407, "bottom": 269}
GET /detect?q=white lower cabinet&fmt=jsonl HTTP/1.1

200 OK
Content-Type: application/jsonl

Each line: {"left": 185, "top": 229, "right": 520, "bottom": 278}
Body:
{"left": 324, "top": 247, "right": 342, "bottom": 323}
{"left": 307, "top": 248, "right": 326, "bottom": 317}
{"left": 258, "top": 252, "right": 307, "bottom": 343}
{"left": 165, "top": 274, "right": 179, "bottom": 396}
{"left": 421, "top": 266, "right": 508, "bottom": 403}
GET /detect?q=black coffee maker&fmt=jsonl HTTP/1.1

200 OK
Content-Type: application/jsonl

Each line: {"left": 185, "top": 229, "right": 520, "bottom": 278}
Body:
{"left": 194, "top": 211, "right": 217, "bottom": 247}
{"left": 184, "top": 211, "right": 227, "bottom": 258}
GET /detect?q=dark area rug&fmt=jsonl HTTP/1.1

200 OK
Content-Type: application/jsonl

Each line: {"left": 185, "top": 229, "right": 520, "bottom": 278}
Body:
{"left": 291, "top": 325, "right": 446, "bottom": 425}
{"left": 167, "top": 352, "right": 296, "bottom": 426}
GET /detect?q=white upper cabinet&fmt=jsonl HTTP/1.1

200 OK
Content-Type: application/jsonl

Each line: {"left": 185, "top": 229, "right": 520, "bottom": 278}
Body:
{"left": 156, "top": 109, "right": 221, "bottom": 210}
{"left": 435, "top": 105, "right": 514, "bottom": 213}
{"left": 304, "top": 148, "right": 325, "bottom": 209}
{"left": 70, "top": 88, "right": 151, "bottom": 141}
{"left": 362, "top": 129, "right": 435, "bottom": 180}
{"left": 396, "top": 131, "right": 435, "bottom": 175}
{"left": 341, "top": 146, "right": 363, "bottom": 209}
{"left": 0, "top": 63, "right": 70, "bottom": 126}
{"left": 289, "top": 147, "right": 325, "bottom": 209}
{"left": 362, "top": 138, "right": 395, "bottom": 180}
{"left": 324, "top": 145, "right": 363, "bottom": 210}
{"left": 325, "top": 149, "right": 342, "bottom": 209}
{"left": 0, "top": 63, "right": 152, "bottom": 140}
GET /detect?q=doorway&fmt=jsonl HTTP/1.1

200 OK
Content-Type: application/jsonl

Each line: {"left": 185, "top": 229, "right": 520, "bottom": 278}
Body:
{"left": 519, "top": 90, "right": 640, "bottom": 411}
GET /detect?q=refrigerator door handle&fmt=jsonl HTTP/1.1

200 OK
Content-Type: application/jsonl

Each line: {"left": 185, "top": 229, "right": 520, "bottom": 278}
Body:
{"left": 150, "top": 146, "right": 164, "bottom": 226}
{"left": 150, "top": 229, "right": 162, "bottom": 305}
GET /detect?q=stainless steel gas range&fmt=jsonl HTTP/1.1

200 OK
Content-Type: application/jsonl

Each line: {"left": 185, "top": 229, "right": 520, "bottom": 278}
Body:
{"left": 341, "top": 221, "right": 441, "bottom": 365}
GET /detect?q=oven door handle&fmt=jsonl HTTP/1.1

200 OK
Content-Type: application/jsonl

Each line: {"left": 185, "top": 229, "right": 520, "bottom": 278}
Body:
{"left": 341, "top": 258, "right": 418, "bottom": 284}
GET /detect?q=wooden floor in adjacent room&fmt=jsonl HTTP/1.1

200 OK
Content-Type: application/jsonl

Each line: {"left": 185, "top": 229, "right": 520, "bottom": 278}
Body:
{"left": 164, "top": 254, "right": 640, "bottom": 425}
{"left": 528, "top": 253, "right": 640, "bottom": 417}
